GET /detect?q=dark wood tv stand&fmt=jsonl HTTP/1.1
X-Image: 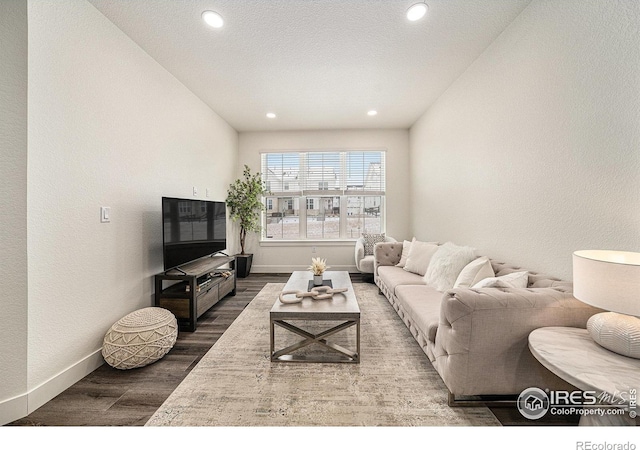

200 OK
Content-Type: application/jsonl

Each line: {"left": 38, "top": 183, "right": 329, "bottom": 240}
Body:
{"left": 154, "top": 255, "right": 236, "bottom": 331}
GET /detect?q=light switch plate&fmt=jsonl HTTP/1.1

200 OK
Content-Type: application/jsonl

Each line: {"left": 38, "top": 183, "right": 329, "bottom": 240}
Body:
{"left": 100, "top": 206, "right": 111, "bottom": 223}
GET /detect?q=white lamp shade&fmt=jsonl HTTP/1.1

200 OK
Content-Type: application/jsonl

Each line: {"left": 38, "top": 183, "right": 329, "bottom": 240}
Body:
{"left": 573, "top": 250, "right": 640, "bottom": 317}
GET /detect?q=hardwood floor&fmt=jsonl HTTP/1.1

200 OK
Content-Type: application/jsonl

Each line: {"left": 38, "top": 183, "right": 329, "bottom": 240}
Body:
{"left": 7, "top": 273, "right": 577, "bottom": 427}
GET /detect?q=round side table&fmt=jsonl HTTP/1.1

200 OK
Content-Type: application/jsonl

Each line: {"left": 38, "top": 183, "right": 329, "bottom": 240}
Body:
{"left": 528, "top": 326, "right": 640, "bottom": 426}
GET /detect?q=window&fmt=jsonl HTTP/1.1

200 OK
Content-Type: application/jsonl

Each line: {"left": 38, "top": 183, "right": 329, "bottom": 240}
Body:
{"left": 262, "top": 150, "right": 386, "bottom": 240}
{"left": 346, "top": 195, "right": 382, "bottom": 237}
{"left": 264, "top": 197, "right": 299, "bottom": 240}
{"left": 179, "top": 202, "right": 191, "bottom": 214}
{"left": 307, "top": 196, "right": 341, "bottom": 239}
{"left": 306, "top": 198, "right": 315, "bottom": 210}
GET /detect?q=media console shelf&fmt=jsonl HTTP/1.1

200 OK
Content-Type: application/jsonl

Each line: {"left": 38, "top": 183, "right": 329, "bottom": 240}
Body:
{"left": 154, "top": 255, "right": 236, "bottom": 331}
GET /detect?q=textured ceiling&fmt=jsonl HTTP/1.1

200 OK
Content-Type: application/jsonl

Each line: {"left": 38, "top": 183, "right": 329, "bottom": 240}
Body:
{"left": 87, "top": 0, "right": 531, "bottom": 131}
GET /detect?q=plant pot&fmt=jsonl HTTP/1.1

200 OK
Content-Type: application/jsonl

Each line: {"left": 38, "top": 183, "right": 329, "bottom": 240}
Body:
{"left": 233, "top": 254, "right": 253, "bottom": 278}
{"left": 313, "top": 274, "right": 323, "bottom": 286}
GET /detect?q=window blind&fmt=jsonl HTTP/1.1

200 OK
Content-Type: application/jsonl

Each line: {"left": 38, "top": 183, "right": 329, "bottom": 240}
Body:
{"left": 261, "top": 151, "right": 385, "bottom": 196}
{"left": 261, "top": 152, "right": 302, "bottom": 196}
{"left": 344, "top": 151, "right": 385, "bottom": 195}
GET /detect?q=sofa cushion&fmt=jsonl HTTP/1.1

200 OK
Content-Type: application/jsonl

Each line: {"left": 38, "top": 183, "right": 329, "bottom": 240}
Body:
{"left": 377, "top": 265, "right": 425, "bottom": 293}
{"left": 424, "top": 242, "right": 476, "bottom": 292}
{"left": 472, "top": 271, "right": 529, "bottom": 288}
{"left": 403, "top": 240, "right": 439, "bottom": 276}
{"left": 396, "top": 239, "right": 414, "bottom": 268}
{"left": 395, "top": 285, "right": 442, "bottom": 342}
{"left": 454, "top": 256, "right": 495, "bottom": 288}
{"left": 362, "top": 233, "right": 386, "bottom": 255}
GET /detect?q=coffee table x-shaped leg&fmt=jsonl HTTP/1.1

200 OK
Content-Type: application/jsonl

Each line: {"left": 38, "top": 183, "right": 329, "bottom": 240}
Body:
{"left": 270, "top": 318, "right": 360, "bottom": 363}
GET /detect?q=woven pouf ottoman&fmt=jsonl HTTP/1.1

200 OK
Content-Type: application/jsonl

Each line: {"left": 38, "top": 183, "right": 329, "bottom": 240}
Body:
{"left": 102, "top": 307, "right": 178, "bottom": 370}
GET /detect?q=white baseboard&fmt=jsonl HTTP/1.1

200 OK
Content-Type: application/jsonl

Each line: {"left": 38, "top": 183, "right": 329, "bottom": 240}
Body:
{"left": 27, "top": 348, "right": 104, "bottom": 415}
{"left": 0, "top": 393, "right": 28, "bottom": 426}
{"left": 251, "top": 265, "right": 359, "bottom": 273}
{"left": 0, "top": 348, "right": 105, "bottom": 425}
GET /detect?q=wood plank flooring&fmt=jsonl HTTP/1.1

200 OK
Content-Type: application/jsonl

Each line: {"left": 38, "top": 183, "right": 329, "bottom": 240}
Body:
{"left": 7, "top": 273, "right": 578, "bottom": 427}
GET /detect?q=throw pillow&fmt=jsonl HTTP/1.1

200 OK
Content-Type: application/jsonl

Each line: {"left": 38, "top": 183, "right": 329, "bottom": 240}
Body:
{"left": 454, "top": 256, "right": 495, "bottom": 288}
{"left": 424, "top": 242, "right": 476, "bottom": 292}
{"left": 362, "top": 233, "right": 385, "bottom": 256}
{"left": 396, "top": 238, "right": 415, "bottom": 268}
{"left": 472, "top": 271, "right": 529, "bottom": 289}
{"left": 403, "top": 240, "right": 439, "bottom": 276}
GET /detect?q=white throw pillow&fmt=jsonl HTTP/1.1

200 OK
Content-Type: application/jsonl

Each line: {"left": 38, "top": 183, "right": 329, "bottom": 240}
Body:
{"left": 396, "top": 238, "right": 415, "bottom": 268}
{"left": 403, "top": 240, "right": 439, "bottom": 276}
{"left": 454, "top": 256, "right": 495, "bottom": 288}
{"left": 424, "top": 242, "right": 476, "bottom": 292}
{"left": 472, "top": 271, "right": 529, "bottom": 289}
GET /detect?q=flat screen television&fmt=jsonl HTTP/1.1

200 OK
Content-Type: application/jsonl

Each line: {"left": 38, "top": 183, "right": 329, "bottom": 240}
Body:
{"left": 162, "top": 197, "right": 227, "bottom": 271}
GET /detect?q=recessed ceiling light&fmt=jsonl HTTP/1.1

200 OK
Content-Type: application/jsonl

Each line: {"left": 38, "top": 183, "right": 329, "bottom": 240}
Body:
{"left": 367, "top": 110, "right": 378, "bottom": 116}
{"left": 266, "top": 112, "right": 276, "bottom": 119}
{"left": 202, "top": 11, "right": 224, "bottom": 28}
{"left": 406, "top": 3, "right": 428, "bottom": 21}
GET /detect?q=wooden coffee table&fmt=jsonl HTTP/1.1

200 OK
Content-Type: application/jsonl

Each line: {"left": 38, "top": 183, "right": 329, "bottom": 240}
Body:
{"left": 270, "top": 271, "right": 360, "bottom": 363}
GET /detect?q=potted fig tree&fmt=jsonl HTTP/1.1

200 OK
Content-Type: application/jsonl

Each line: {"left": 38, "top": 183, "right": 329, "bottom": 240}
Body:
{"left": 226, "top": 165, "right": 268, "bottom": 277}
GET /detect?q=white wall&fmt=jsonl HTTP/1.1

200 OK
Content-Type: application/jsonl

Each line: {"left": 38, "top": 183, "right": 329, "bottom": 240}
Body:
{"left": 238, "top": 130, "right": 410, "bottom": 272}
{"left": 22, "top": 0, "right": 238, "bottom": 417}
{"left": 409, "top": 0, "right": 640, "bottom": 280}
{"left": 0, "top": 0, "right": 29, "bottom": 424}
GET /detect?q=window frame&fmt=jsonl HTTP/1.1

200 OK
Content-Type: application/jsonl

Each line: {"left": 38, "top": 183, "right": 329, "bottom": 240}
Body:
{"left": 260, "top": 150, "right": 386, "bottom": 242}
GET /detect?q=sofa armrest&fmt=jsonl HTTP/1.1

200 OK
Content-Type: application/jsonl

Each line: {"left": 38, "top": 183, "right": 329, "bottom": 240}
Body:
{"left": 373, "top": 242, "right": 403, "bottom": 275}
{"left": 433, "top": 287, "right": 603, "bottom": 396}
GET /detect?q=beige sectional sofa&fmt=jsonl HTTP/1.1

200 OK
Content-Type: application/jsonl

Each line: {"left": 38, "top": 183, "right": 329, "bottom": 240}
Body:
{"left": 373, "top": 240, "right": 601, "bottom": 405}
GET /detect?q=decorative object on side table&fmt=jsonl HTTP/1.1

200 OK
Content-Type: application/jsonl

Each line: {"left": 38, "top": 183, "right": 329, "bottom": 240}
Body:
{"left": 226, "top": 165, "right": 269, "bottom": 278}
{"left": 573, "top": 250, "right": 640, "bottom": 359}
{"left": 308, "top": 257, "right": 329, "bottom": 286}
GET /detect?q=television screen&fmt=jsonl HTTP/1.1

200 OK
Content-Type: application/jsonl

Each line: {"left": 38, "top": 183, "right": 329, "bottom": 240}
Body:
{"left": 162, "top": 197, "right": 227, "bottom": 270}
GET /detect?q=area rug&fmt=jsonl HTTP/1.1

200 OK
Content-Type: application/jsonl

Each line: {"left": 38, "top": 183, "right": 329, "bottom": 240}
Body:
{"left": 145, "top": 283, "right": 500, "bottom": 426}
